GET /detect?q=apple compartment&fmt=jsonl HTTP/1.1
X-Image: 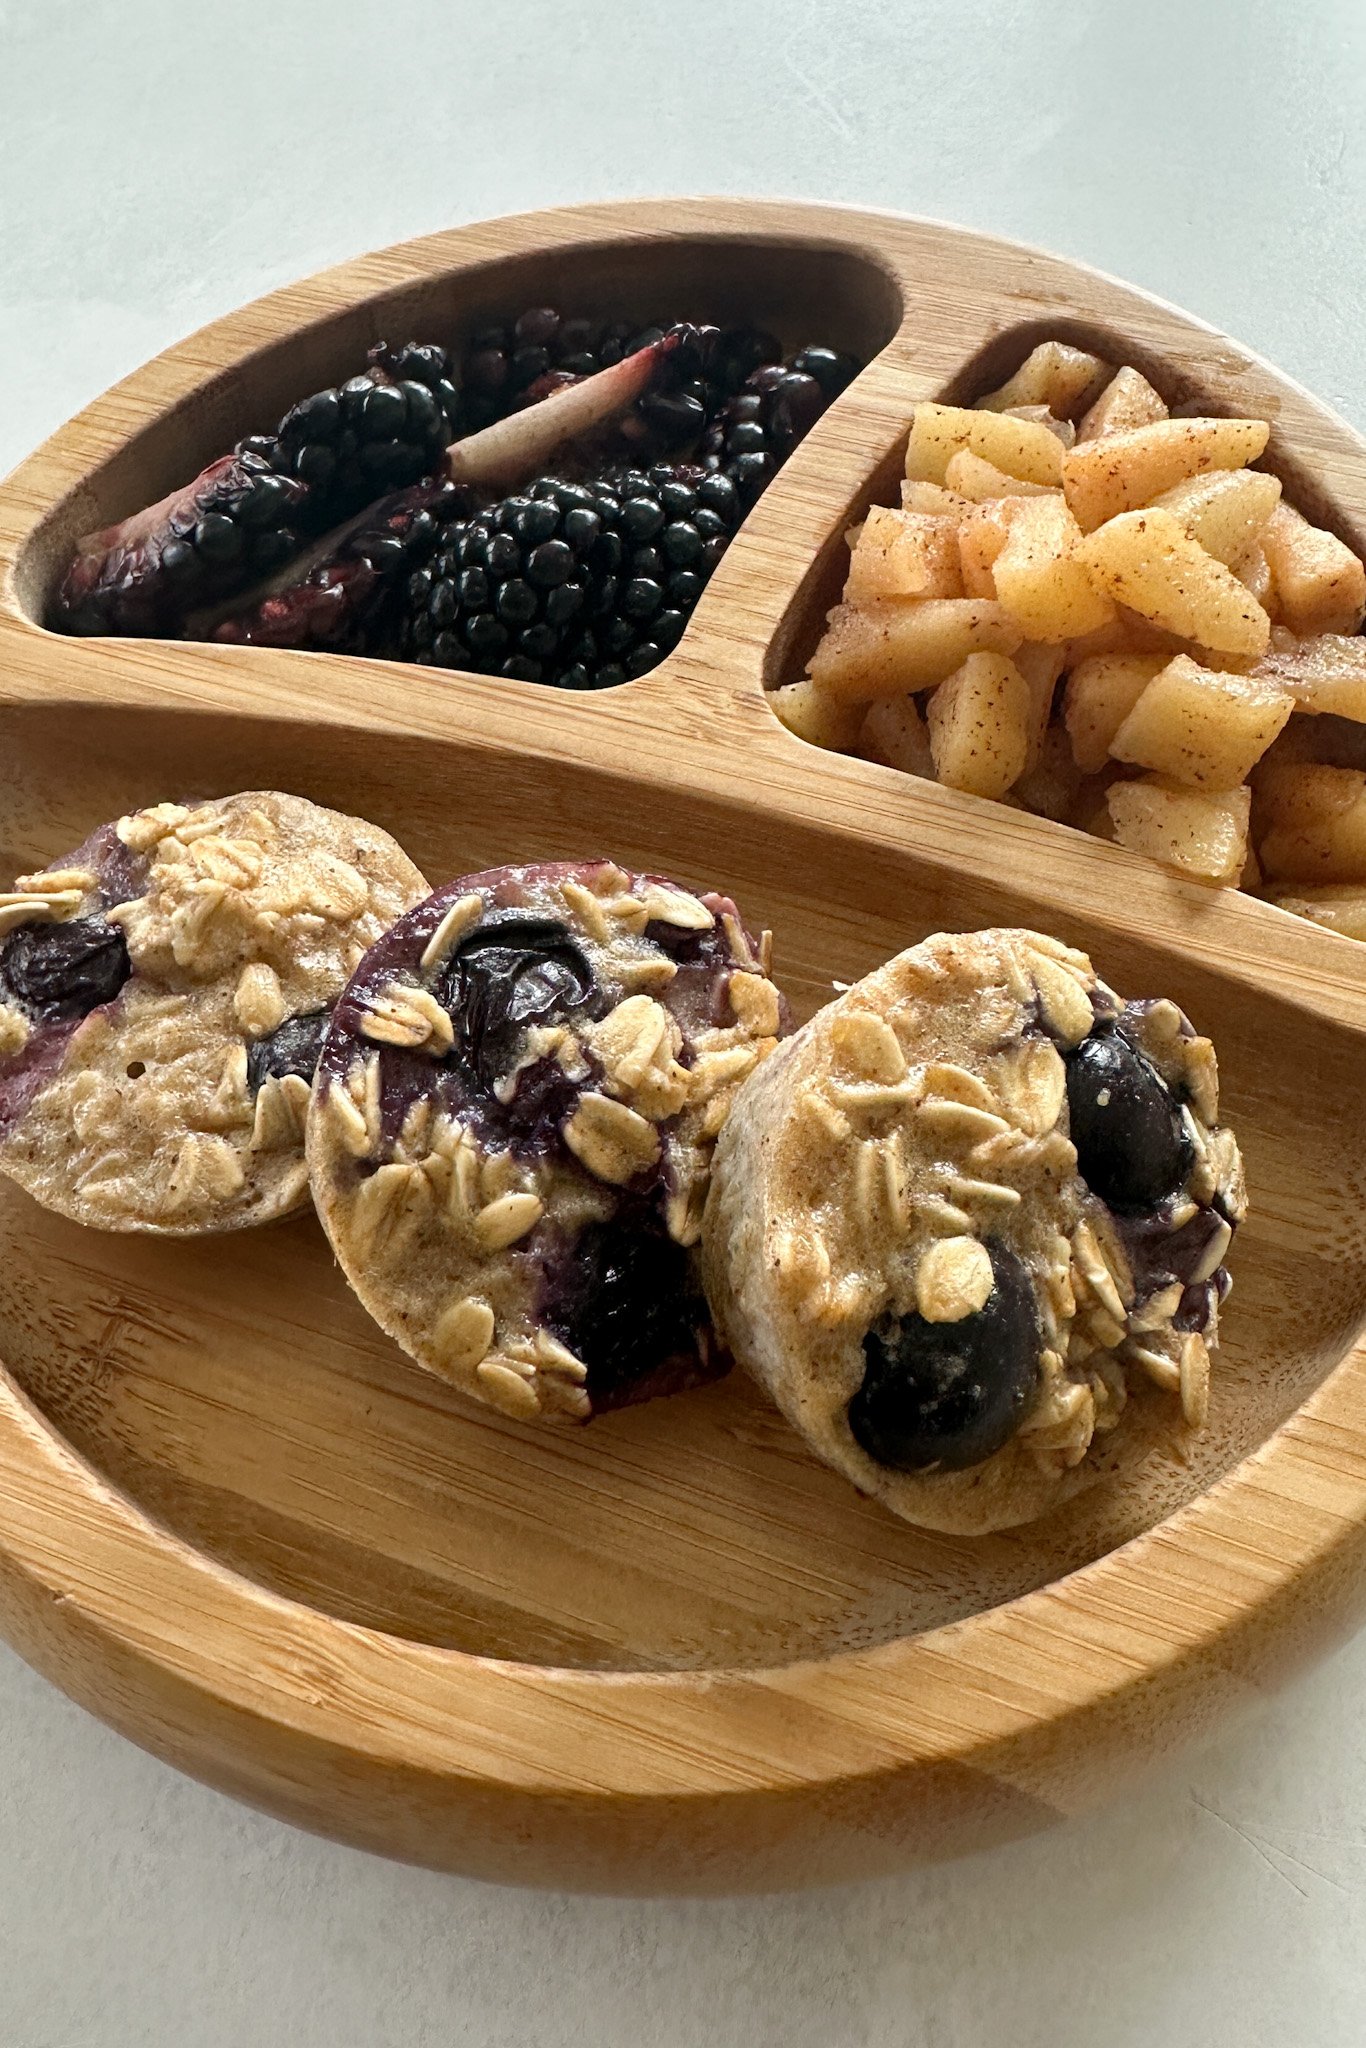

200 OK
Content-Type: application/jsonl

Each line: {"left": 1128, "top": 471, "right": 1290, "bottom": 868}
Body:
{"left": 765, "top": 317, "right": 1366, "bottom": 708}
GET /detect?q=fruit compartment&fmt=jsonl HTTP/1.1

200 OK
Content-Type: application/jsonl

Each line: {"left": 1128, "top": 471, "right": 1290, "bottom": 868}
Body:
{"left": 2, "top": 692, "right": 1362, "bottom": 1673}
{"left": 765, "top": 312, "right": 1366, "bottom": 706}
{"left": 9, "top": 230, "right": 905, "bottom": 640}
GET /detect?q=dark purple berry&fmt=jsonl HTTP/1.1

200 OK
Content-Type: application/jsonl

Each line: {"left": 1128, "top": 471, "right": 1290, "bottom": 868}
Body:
{"left": 245, "top": 1008, "right": 332, "bottom": 1093}
{"left": 1064, "top": 1025, "right": 1195, "bottom": 1214}
{"left": 849, "top": 1243, "right": 1040, "bottom": 1472}
{"left": 0, "top": 914, "right": 131, "bottom": 1025}
{"left": 543, "top": 1213, "right": 710, "bottom": 1411}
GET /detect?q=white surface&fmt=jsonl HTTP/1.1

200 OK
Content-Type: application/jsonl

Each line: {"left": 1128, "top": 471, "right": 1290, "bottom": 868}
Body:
{"left": 4, "top": 1, "right": 1366, "bottom": 2041}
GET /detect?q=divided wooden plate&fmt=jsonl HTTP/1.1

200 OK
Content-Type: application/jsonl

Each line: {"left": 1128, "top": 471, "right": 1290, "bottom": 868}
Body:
{"left": 2, "top": 198, "right": 1366, "bottom": 1894}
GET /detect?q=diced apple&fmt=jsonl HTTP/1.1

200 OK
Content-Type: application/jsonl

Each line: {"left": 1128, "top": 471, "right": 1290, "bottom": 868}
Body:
{"left": 806, "top": 598, "right": 1023, "bottom": 702}
{"left": 1011, "top": 723, "right": 1090, "bottom": 823}
{"left": 1014, "top": 642, "right": 1065, "bottom": 773}
{"left": 1254, "top": 634, "right": 1366, "bottom": 720}
{"left": 975, "top": 341, "right": 1111, "bottom": 419}
{"left": 926, "top": 653, "right": 1031, "bottom": 798}
{"left": 1256, "top": 764, "right": 1366, "bottom": 882}
{"left": 956, "top": 500, "right": 1020, "bottom": 598}
{"left": 904, "top": 402, "right": 1065, "bottom": 488}
{"left": 1265, "top": 885, "right": 1366, "bottom": 940}
{"left": 768, "top": 676, "right": 865, "bottom": 750}
{"left": 1151, "top": 469, "right": 1282, "bottom": 568}
{"left": 1063, "top": 417, "right": 1271, "bottom": 532}
{"left": 1254, "top": 759, "right": 1365, "bottom": 824}
{"left": 845, "top": 506, "right": 964, "bottom": 602}
{"left": 901, "top": 480, "right": 972, "bottom": 516}
{"left": 999, "top": 404, "right": 1076, "bottom": 449}
{"left": 1260, "top": 502, "right": 1366, "bottom": 635}
{"left": 1062, "top": 609, "right": 1184, "bottom": 668}
{"left": 1076, "top": 366, "right": 1169, "bottom": 442}
{"left": 943, "top": 448, "right": 1062, "bottom": 501}
{"left": 1109, "top": 654, "right": 1293, "bottom": 787}
{"left": 1063, "top": 654, "right": 1168, "bottom": 772}
{"left": 1074, "top": 508, "right": 1271, "bottom": 657}
{"left": 857, "top": 694, "right": 935, "bottom": 777}
{"left": 1107, "top": 778, "right": 1251, "bottom": 884}
{"left": 1237, "top": 544, "right": 1273, "bottom": 607}
{"left": 990, "top": 494, "right": 1117, "bottom": 640}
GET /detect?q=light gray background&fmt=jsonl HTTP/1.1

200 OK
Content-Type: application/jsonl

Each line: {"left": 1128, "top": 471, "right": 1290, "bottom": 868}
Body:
{"left": 4, "top": 2, "right": 1366, "bottom": 2042}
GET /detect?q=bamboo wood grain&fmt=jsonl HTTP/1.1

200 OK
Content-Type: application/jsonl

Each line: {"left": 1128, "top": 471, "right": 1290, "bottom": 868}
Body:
{"left": 0, "top": 198, "right": 1365, "bottom": 1891}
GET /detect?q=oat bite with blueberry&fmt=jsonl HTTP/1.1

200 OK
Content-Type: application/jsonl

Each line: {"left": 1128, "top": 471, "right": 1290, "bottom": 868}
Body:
{"left": 702, "top": 928, "right": 1245, "bottom": 1534}
{"left": 306, "top": 858, "right": 785, "bottom": 1422}
{"left": 0, "top": 791, "right": 428, "bottom": 1232}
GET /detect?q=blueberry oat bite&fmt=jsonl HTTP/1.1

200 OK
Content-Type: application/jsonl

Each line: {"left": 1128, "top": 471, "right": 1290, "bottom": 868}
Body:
{"left": 702, "top": 928, "right": 1245, "bottom": 1534}
{"left": 0, "top": 792, "right": 428, "bottom": 1232}
{"left": 306, "top": 859, "right": 785, "bottom": 1421}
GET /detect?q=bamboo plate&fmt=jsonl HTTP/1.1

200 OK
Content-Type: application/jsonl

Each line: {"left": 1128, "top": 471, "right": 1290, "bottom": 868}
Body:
{"left": 2, "top": 198, "right": 1366, "bottom": 1895}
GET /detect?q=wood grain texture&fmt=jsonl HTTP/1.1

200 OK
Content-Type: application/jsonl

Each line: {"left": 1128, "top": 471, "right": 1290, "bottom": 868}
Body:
{"left": 1, "top": 198, "right": 1365, "bottom": 1891}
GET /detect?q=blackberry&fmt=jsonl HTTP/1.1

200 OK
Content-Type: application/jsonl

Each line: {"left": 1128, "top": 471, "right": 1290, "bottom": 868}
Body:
{"left": 256, "top": 340, "right": 459, "bottom": 526}
{"left": 451, "top": 309, "right": 785, "bottom": 454}
{"left": 702, "top": 344, "right": 861, "bottom": 504}
{"left": 398, "top": 463, "right": 741, "bottom": 688}
{"left": 53, "top": 339, "right": 459, "bottom": 638}
{"left": 53, "top": 452, "right": 313, "bottom": 637}
{"left": 200, "top": 478, "right": 466, "bottom": 653}
{"left": 400, "top": 477, "right": 599, "bottom": 682}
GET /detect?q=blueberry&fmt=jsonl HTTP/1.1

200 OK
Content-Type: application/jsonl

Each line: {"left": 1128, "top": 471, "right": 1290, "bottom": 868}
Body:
{"left": 0, "top": 914, "right": 131, "bottom": 1026}
{"left": 436, "top": 912, "right": 600, "bottom": 1092}
{"left": 246, "top": 1008, "right": 332, "bottom": 1093}
{"left": 1064, "top": 1024, "right": 1194, "bottom": 1214}
{"left": 848, "top": 1242, "right": 1040, "bottom": 1472}
{"left": 541, "top": 1214, "right": 708, "bottom": 1411}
